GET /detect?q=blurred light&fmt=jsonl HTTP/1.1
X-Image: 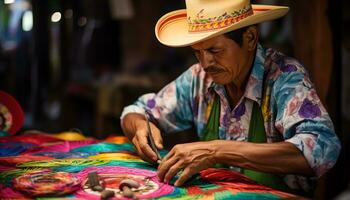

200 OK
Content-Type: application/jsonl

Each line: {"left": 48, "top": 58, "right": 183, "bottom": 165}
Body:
{"left": 51, "top": 12, "right": 61, "bottom": 23}
{"left": 77, "top": 17, "right": 87, "bottom": 27}
{"left": 65, "top": 9, "right": 73, "bottom": 19}
{"left": 4, "top": 0, "right": 15, "bottom": 4}
{"left": 22, "top": 10, "right": 33, "bottom": 31}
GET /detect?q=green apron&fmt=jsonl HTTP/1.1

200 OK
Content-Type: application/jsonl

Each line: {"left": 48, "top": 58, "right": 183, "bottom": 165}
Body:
{"left": 201, "top": 94, "right": 291, "bottom": 192}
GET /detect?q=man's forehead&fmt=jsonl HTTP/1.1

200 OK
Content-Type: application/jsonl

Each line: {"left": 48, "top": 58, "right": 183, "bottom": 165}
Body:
{"left": 191, "top": 35, "right": 226, "bottom": 50}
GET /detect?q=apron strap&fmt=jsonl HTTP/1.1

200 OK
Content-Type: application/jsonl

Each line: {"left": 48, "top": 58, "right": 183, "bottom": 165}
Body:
{"left": 201, "top": 94, "right": 220, "bottom": 141}
{"left": 243, "top": 102, "right": 291, "bottom": 192}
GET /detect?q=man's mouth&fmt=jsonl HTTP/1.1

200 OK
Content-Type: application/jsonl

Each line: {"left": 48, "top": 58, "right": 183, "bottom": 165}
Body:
{"left": 204, "top": 67, "right": 223, "bottom": 74}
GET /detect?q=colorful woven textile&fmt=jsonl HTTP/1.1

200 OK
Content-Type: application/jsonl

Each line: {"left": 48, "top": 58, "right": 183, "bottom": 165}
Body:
{"left": 0, "top": 132, "right": 304, "bottom": 199}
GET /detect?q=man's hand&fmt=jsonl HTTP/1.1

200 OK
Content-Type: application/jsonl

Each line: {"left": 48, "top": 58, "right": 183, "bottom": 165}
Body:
{"left": 122, "top": 113, "right": 163, "bottom": 163}
{"left": 157, "top": 141, "right": 217, "bottom": 186}
{"left": 132, "top": 121, "right": 163, "bottom": 163}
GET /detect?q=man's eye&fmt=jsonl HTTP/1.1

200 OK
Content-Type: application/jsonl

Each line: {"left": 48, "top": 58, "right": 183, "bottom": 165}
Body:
{"left": 209, "top": 49, "right": 221, "bottom": 54}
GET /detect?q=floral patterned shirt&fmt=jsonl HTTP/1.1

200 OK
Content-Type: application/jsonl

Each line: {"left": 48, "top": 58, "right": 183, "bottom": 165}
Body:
{"left": 121, "top": 44, "right": 341, "bottom": 192}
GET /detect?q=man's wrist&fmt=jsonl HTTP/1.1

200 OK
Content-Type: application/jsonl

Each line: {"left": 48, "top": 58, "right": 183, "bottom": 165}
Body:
{"left": 210, "top": 140, "right": 242, "bottom": 166}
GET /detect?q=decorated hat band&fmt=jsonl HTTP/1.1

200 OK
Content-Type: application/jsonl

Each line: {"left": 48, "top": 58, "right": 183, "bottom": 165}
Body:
{"left": 188, "top": 5, "right": 253, "bottom": 32}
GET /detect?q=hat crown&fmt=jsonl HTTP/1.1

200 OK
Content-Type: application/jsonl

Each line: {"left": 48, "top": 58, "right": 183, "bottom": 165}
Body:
{"left": 185, "top": 0, "right": 253, "bottom": 32}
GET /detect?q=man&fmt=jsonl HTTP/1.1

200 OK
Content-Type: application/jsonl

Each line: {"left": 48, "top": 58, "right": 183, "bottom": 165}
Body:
{"left": 121, "top": 0, "right": 341, "bottom": 194}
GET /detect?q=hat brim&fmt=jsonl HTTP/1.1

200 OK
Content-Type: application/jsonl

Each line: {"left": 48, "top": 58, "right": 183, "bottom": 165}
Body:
{"left": 0, "top": 91, "right": 24, "bottom": 135}
{"left": 155, "top": 5, "right": 289, "bottom": 47}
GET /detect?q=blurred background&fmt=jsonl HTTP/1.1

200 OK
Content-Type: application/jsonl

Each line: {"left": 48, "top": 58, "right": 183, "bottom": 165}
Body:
{"left": 0, "top": 0, "right": 347, "bottom": 199}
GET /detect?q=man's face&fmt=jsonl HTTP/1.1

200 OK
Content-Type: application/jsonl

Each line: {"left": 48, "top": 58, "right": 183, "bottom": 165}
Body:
{"left": 191, "top": 35, "right": 249, "bottom": 85}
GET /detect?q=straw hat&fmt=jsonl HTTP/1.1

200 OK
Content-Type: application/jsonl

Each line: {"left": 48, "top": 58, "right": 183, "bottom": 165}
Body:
{"left": 155, "top": 0, "right": 289, "bottom": 47}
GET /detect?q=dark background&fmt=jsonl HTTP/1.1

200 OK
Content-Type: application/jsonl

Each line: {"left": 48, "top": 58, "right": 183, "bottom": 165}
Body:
{"left": 0, "top": 0, "right": 348, "bottom": 199}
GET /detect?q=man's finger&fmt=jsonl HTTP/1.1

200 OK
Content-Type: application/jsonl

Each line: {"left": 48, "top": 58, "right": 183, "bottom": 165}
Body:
{"left": 133, "top": 138, "right": 154, "bottom": 163}
{"left": 157, "top": 155, "right": 179, "bottom": 182}
{"left": 151, "top": 123, "right": 163, "bottom": 149}
{"left": 150, "top": 123, "right": 163, "bottom": 149}
{"left": 174, "top": 166, "right": 196, "bottom": 187}
{"left": 136, "top": 131, "right": 158, "bottom": 161}
{"left": 164, "top": 161, "right": 184, "bottom": 183}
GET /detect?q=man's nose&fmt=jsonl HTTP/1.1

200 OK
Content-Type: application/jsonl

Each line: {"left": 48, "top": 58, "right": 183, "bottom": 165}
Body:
{"left": 201, "top": 51, "right": 215, "bottom": 69}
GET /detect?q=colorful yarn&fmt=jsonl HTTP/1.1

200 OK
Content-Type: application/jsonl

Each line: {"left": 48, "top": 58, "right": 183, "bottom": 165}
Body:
{"left": 26, "top": 140, "right": 98, "bottom": 154}
{"left": 0, "top": 130, "right": 9, "bottom": 137}
{"left": 0, "top": 131, "right": 62, "bottom": 145}
{"left": 75, "top": 166, "right": 174, "bottom": 199}
{"left": 34, "top": 151, "right": 93, "bottom": 159}
{"left": 198, "top": 168, "right": 296, "bottom": 198}
{"left": 200, "top": 168, "right": 256, "bottom": 184}
{"left": 0, "top": 155, "right": 53, "bottom": 167}
{"left": 0, "top": 168, "right": 45, "bottom": 186}
{"left": 88, "top": 152, "right": 142, "bottom": 161}
{"left": 0, "top": 165, "right": 13, "bottom": 172}
{"left": 51, "top": 131, "right": 88, "bottom": 141}
{"left": 0, "top": 184, "right": 28, "bottom": 199}
{"left": 221, "top": 192, "right": 282, "bottom": 200}
{"left": 70, "top": 142, "right": 136, "bottom": 153}
{"left": 17, "top": 159, "right": 110, "bottom": 168}
{"left": 14, "top": 171, "right": 81, "bottom": 197}
{"left": 53, "top": 165, "right": 90, "bottom": 173}
{"left": 105, "top": 135, "right": 129, "bottom": 144}
{"left": 0, "top": 141, "right": 35, "bottom": 156}
{"left": 0, "top": 132, "right": 302, "bottom": 199}
{"left": 105, "top": 160, "right": 156, "bottom": 171}
{"left": 52, "top": 160, "right": 155, "bottom": 173}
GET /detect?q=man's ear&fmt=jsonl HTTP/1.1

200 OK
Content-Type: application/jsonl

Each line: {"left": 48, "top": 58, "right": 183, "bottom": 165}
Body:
{"left": 243, "top": 26, "right": 258, "bottom": 51}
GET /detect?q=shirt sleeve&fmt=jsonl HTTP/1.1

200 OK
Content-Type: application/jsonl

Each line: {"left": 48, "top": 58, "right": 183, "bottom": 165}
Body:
{"left": 121, "top": 66, "right": 196, "bottom": 134}
{"left": 273, "top": 64, "right": 341, "bottom": 178}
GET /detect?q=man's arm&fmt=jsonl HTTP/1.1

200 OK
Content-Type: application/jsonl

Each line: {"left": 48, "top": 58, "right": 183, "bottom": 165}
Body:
{"left": 214, "top": 140, "right": 314, "bottom": 175}
{"left": 157, "top": 140, "right": 314, "bottom": 186}
{"left": 120, "top": 65, "right": 201, "bottom": 162}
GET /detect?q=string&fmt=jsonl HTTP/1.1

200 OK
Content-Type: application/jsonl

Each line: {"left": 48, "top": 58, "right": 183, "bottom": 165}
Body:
{"left": 0, "top": 130, "right": 9, "bottom": 137}
{"left": 0, "top": 184, "right": 28, "bottom": 199}
{"left": 25, "top": 140, "right": 98, "bottom": 154}
{"left": 0, "top": 141, "right": 35, "bottom": 156}
{"left": 70, "top": 142, "right": 136, "bottom": 153}
{"left": 88, "top": 152, "right": 142, "bottom": 161}
{"left": 105, "top": 135, "right": 129, "bottom": 144}
{"left": 33, "top": 151, "right": 93, "bottom": 159}
{"left": 216, "top": 192, "right": 281, "bottom": 200}
{"left": 0, "top": 132, "right": 62, "bottom": 145}
{"left": 53, "top": 160, "right": 156, "bottom": 173}
{"left": 199, "top": 168, "right": 296, "bottom": 198}
{"left": 13, "top": 171, "right": 81, "bottom": 197}
{"left": 0, "top": 168, "right": 46, "bottom": 186}
{"left": 0, "top": 155, "right": 53, "bottom": 167}
{"left": 17, "top": 159, "right": 110, "bottom": 168}
{"left": 51, "top": 131, "right": 88, "bottom": 141}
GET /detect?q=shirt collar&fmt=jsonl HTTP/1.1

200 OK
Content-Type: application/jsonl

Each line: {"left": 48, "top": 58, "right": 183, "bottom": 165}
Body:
{"left": 208, "top": 43, "right": 266, "bottom": 105}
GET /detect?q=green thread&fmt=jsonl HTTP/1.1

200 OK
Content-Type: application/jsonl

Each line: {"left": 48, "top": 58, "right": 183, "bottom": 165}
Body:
{"left": 17, "top": 159, "right": 109, "bottom": 168}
